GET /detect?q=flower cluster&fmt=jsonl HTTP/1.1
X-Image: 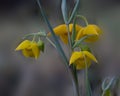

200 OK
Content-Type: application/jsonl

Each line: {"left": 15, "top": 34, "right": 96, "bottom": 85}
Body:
{"left": 51, "top": 24, "right": 101, "bottom": 44}
{"left": 48, "top": 23, "right": 101, "bottom": 70}
{"left": 15, "top": 22, "right": 101, "bottom": 70}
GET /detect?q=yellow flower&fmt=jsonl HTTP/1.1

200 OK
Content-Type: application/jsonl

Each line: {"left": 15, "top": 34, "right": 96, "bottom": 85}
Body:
{"left": 48, "top": 24, "right": 82, "bottom": 44}
{"left": 69, "top": 51, "right": 98, "bottom": 70}
{"left": 15, "top": 40, "right": 40, "bottom": 59}
{"left": 76, "top": 24, "right": 102, "bottom": 42}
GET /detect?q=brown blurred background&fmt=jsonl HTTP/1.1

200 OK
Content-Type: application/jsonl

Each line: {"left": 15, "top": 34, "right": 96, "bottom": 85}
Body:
{"left": 0, "top": 0, "right": 120, "bottom": 96}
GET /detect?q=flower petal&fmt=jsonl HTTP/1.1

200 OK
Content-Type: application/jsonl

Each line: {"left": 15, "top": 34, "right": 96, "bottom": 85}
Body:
{"left": 48, "top": 24, "right": 82, "bottom": 36}
{"left": 53, "top": 24, "right": 67, "bottom": 35}
{"left": 69, "top": 52, "right": 83, "bottom": 65}
{"left": 15, "top": 40, "right": 31, "bottom": 51}
{"left": 83, "top": 51, "right": 98, "bottom": 63}
{"left": 76, "top": 28, "right": 84, "bottom": 40}
{"left": 22, "top": 49, "right": 34, "bottom": 58}
{"left": 60, "top": 34, "right": 68, "bottom": 44}
{"left": 84, "top": 25, "right": 99, "bottom": 35}
{"left": 31, "top": 43, "right": 40, "bottom": 59}
{"left": 69, "top": 24, "right": 82, "bottom": 33}
{"left": 91, "top": 25, "right": 102, "bottom": 34}
{"left": 75, "top": 59, "right": 91, "bottom": 70}
{"left": 76, "top": 24, "right": 102, "bottom": 42}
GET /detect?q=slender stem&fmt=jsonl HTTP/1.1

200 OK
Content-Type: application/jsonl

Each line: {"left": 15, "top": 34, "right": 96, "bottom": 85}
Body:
{"left": 76, "top": 15, "right": 89, "bottom": 26}
{"left": 66, "top": 24, "right": 72, "bottom": 55}
{"left": 36, "top": 1, "right": 79, "bottom": 96}
{"left": 66, "top": 24, "right": 80, "bottom": 96}
{"left": 46, "top": 37, "right": 56, "bottom": 48}
{"left": 32, "top": 34, "right": 36, "bottom": 42}
{"left": 71, "top": 65, "right": 80, "bottom": 96}
{"left": 101, "top": 91, "right": 105, "bottom": 96}
{"left": 36, "top": 0, "right": 68, "bottom": 65}
{"left": 83, "top": 53, "right": 91, "bottom": 96}
{"left": 68, "top": 0, "right": 80, "bottom": 24}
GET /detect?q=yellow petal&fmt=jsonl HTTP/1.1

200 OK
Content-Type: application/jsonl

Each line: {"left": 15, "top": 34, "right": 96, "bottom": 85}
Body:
{"left": 53, "top": 24, "right": 67, "bottom": 35}
{"left": 31, "top": 43, "right": 40, "bottom": 59}
{"left": 15, "top": 40, "right": 31, "bottom": 51}
{"left": 60, "top": 34, "right": 68, "bottom": 44}
{"left": 69, "top": 24, "right": 82, "bottom": 32}
{"left": 75, "top": 59, "right": 91, "bottom": 70}
{"left": 69, "top": 52, "right": 83, "bottom": 65}
{"left": 85, "top": 35, "right": 99, "bottom": 42}
{"left": 22, "top": 49, "right": 29, "bottom": 57}
{"left": 22, "top": 49, "right": 34, "bottom": 58}
{"left": 76, "top": 24, "right": 102, "bottom": 42}
{"left": 48, "top": 24, "right": 82, "bottom": 36}
{"left": 75, "top": 59, "right": 85, "bottom": 69}
{"left": 83, "top": 51, "right": 98, "bottom": 63}
{"left": 76, "top": 28, "right": 84, "bottom": 40}
{"left": 83, "top": 25, "right": 99, "bottom": 36}
{"left": 91, "top": 25, "right": 102, "bottom": 34}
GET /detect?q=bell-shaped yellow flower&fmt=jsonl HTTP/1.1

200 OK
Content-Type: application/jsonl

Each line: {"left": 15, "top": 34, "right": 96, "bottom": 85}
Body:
{"left": 48, "top": 24, "right": 82, "bottom": 44}
{"left": 69, "top": 51, "right": 98, "bottom": 70}
{"left": 15, "top": 40, "right": 40, "bottom": 59}
{"left": 76, "top": 24, "right": 102, "bottom": 42}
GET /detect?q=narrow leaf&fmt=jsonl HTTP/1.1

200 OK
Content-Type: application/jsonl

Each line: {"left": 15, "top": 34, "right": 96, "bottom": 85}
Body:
{"left": 36, "top": 0, "right": 69, "bottom": 66}
{"left": 73, "top": 35, "right": 89, "bottom": 48}
{"left": 61, "top": 0, "right": 68, "bottom": 24}
{"left": 68, "top": 0, "right": 80, "bottom": 24}
{"left": 71, "top": 17, "right": 77, "bottom": 46}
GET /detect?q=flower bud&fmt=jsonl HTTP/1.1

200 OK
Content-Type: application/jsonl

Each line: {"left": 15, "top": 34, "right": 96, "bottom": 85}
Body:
{"left": 37, "top": 40, "right": 44, "bottom": 52}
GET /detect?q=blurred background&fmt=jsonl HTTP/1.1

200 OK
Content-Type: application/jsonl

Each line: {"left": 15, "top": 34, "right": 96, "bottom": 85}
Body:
{"left": 0, "top": 0, "right": 120, "bottom": 96}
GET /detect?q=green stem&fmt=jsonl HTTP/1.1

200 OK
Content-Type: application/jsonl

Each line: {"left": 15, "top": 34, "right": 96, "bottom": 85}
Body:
{"left": 76, "top": 15, "right": 89, "bottom": 26}
{"left": 66, "top": 23, "right": 80, "bottom": 96}
{"left": 66, "top": 24, "right": 72, "bottom": 55}
{"left": 101, "top": 91, "right": 105, "bottom": 96}
{"left": 36, "top": 1, "right": 79, "bottom": 96}
{"left": 66, "top": 24, "right": 80, "bottom": 96}
{"left": 46, "top": 37, "right": 56, "bottom": 48}
{"left": 36, "top": 0, "right": 68, "bottom": 65}
{"left": 32, "top": 34, "right": 36, "bottom": 42}
{"left": 83, "top": 54, "right": 91, "bottom": 96}
{"left": 68, "top": 0, "right": 80, "bottom": 24}
{"left": 71, "top": 65, "right": 80, "bottom": 96}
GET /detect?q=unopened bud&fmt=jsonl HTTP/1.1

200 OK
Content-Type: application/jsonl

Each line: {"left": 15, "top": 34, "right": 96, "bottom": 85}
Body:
{"left": 38, "top": 40, "right": 44, "bottom": 52}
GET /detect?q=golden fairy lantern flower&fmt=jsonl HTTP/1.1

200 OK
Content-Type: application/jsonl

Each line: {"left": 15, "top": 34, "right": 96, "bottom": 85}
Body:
{"left": 15, "top": 40, "right": 40, "bottom": 59}
{"left": 76, "top": 24, "right": 102, "bottom": 42}
{"left": 48, "top": 24, "right": 82, "bottom": 44}
{"left": 69, "top": 51, "right": 98, "bottom": 70}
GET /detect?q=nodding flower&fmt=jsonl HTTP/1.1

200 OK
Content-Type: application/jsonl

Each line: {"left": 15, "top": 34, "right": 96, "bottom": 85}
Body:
{"left": 76, "top": 24, "right": 102, "bottom": 42}
{"left": 15, "top": 40, "right": 40, "bottom": 59}
{"left": 69, "top": 51, "right": 98, "bottom": 70}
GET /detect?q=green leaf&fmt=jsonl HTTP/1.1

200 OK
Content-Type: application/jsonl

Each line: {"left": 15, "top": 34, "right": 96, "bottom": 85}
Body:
{"left": 68, "top": 0, "right": 80, "bottom": 24}
{"left": 36, "top": 0, "right": 69, "bottom": 66}
{"left": 73, "top": 35, "right": 89, "bottom": 48}
{"left": 71, "top": 18, "right": 77, "bottom": 46}
{"left": 61, "top": 0, "right": 68, "bottom": 24}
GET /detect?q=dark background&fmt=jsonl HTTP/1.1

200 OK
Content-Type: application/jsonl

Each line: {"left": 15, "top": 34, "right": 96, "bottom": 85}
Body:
{"left": 0, "top": 0, "right": 120, "bottom": 96}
